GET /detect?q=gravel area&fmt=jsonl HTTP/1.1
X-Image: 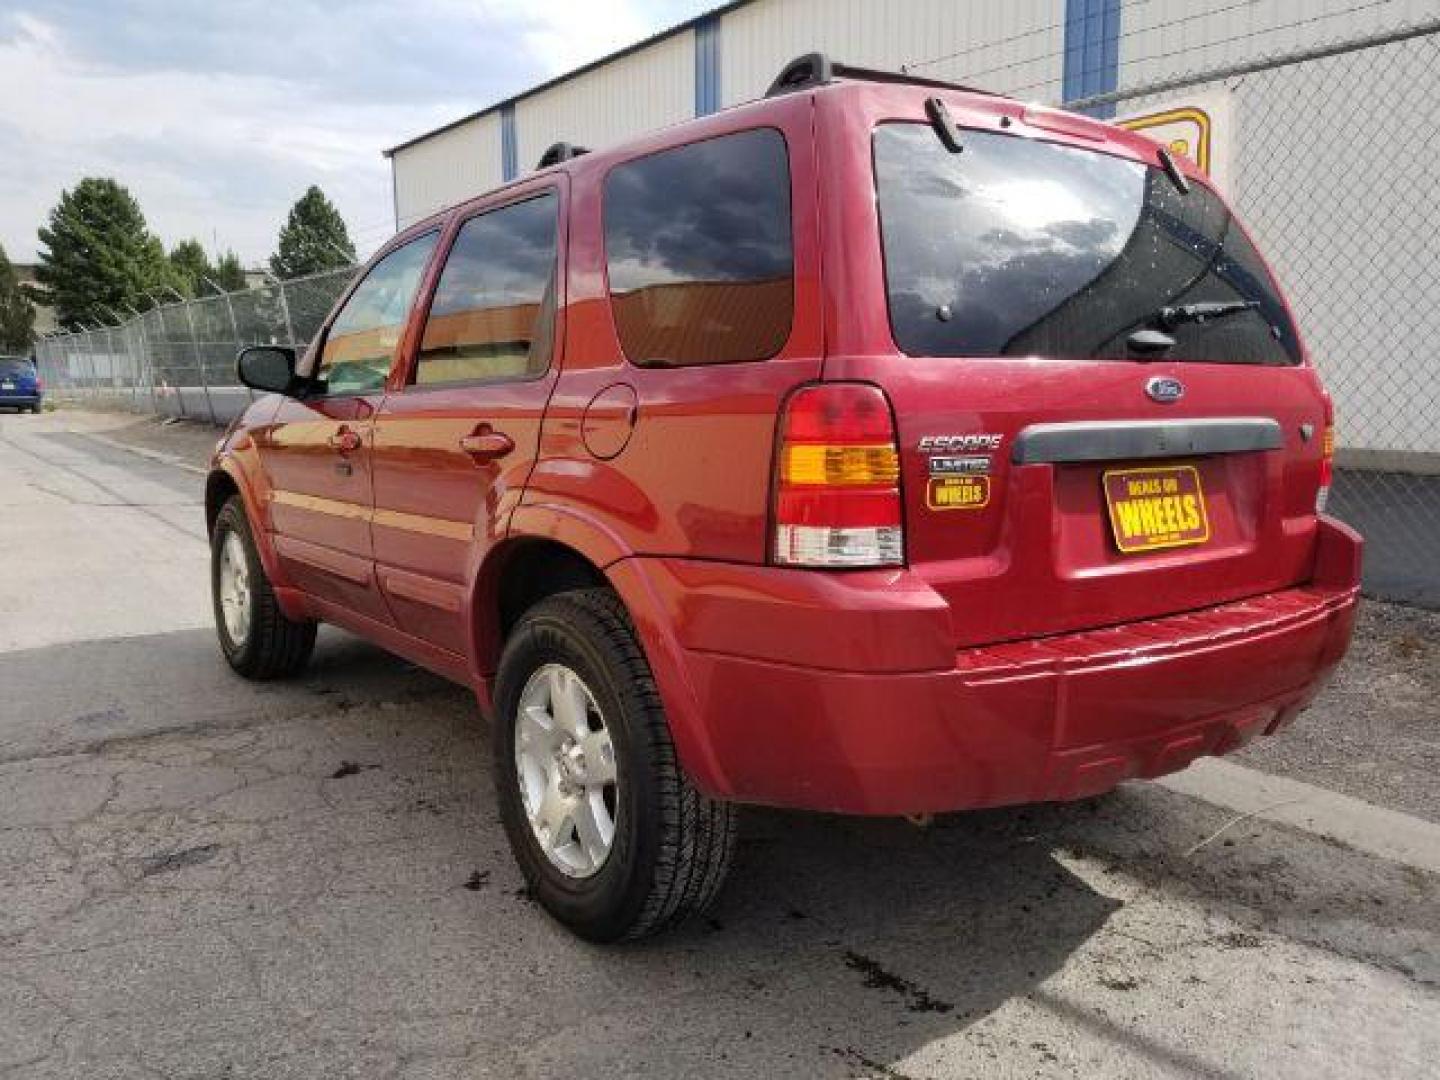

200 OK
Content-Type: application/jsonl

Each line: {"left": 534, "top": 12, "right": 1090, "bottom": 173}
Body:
{"left": 1238, "top": 599, "right": 1440, "bottom": 823}
{"left": 81, "top": 410, "right": 230, "bottom": 468}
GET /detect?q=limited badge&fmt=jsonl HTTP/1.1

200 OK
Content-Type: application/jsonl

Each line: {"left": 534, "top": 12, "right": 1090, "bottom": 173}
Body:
{"left": 927, "top": 475, "right": 990, "bottom": 510}
{"left": 927, "top": 455, "right": 991, "bottom": 476}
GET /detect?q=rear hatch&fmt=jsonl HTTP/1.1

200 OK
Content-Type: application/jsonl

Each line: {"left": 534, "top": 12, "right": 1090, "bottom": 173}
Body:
{"left": 0, "top": 359, "right": 36, "bottom": 392}
{"left": 831, "top": 104, "right": 1329, "bottom": 649}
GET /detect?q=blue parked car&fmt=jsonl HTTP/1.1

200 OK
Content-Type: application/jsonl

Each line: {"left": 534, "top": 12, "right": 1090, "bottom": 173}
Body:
{"left": 0, "top": 356, "right": 42, "bottom": 413}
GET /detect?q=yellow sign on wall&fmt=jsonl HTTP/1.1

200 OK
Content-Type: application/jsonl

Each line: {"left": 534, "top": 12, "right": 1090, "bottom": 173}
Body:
{"left": 1116, "top": 90, "right": 1232, "bottom": 191}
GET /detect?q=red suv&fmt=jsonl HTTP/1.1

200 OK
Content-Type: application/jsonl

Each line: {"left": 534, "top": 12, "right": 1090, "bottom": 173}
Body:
{"left": 210, "top": 56, "right": 1361, "bottom": 941}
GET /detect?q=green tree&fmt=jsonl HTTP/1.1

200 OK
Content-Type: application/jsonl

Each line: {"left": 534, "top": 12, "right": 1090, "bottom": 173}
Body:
{"left": 0, "top": 244, "right": 36, "bottom": 352}
{"left": 168, "top": 238, "right": 214, "bottom": 297}
{"left": 269, "top": 186, "right": 355, "bottom": 280}
{"left": 214, "top": 250, "right": 249, "bottom": 292}
{"left": 32, "top": 177, "right": 175, "bottom": 327}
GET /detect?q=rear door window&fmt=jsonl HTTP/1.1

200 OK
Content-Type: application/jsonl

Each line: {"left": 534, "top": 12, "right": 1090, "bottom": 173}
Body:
{"left": 604, "top": 128, "right": 793, "bottom": 367}
{"left": 873, "top": 123, "right": 1299, "bottom": 365}
{"left": 415, "top": 193, "right": 558, "bottom": 386}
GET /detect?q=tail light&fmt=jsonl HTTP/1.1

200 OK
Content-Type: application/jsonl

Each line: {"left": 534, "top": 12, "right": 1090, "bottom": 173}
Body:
{"left": 1316, "top": 394, "right": 1335, "bottom": 513}
{"left": 772, "top": 383, "right": 904, "bottom": 568}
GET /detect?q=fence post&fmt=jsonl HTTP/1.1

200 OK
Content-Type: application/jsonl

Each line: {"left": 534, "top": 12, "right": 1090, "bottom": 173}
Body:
{"left": 124, "top": 303, "right": 159, "bottom": 416}
{"left": 265, "top": 272, "right": 297, "bottom": 349}
{"left": 147, "top": 293, "right": 187, "bottom": 421}
{"left": 82, "top": 328, "right": 98, "bottom": 404}
{"left": 205, "top": 276, "right": 254, "bottom": 405}
{"left": 181, "top": 301, "right": 217, "bottom": 425}
{"left": 102, "top": 326, "right": 114, "bottom": 403}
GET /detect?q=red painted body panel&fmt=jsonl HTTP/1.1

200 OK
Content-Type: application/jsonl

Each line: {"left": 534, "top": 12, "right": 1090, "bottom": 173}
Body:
{"left": 210, "top": 78, "right": 1362, "bottom": 816}
{"left": 525, "top": 94, "right": 825, "bottom": 566}
{"left": 611, "top": 517, "right": 1360, "bottom": 813}
{"left": 369, "top": 173, "right": 569, "bottom": 659}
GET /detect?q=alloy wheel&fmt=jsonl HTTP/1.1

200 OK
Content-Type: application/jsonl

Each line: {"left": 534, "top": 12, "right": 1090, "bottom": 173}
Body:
{"left": 514, "top": 663, "right": 619, "bottom": 878}
{"left": 218, "top": 530, "right": 251, "bottom": 645}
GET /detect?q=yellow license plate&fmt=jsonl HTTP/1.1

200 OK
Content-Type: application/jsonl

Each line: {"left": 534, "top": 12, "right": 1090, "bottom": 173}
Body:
{"left": 1103, "top": 464, "right": 1210, "bottom": 554}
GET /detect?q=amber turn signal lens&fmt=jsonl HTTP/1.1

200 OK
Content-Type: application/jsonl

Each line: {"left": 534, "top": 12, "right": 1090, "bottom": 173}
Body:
{"left": 780, "top": 444, "right": 901, "bottom": 486}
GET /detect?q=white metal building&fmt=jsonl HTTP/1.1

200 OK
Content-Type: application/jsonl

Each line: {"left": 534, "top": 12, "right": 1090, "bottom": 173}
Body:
{"left": 385, "top": 0, "right": 1440, "bottom": 460}
{"left": 387, "top": 0, "right": 1433, "bottom": 228}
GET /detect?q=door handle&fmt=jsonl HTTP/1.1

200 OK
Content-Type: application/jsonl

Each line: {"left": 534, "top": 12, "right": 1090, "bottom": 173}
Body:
{"left": 327, "top": 427, "right": 362, "bottom": 455}
{"left": 458, "top": 428, "right": 515, "bottom": 463}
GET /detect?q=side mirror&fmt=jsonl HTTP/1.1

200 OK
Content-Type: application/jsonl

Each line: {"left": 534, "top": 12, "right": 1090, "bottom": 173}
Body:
{"left": 236, "top": 345, "right": 297, "bottom": 395}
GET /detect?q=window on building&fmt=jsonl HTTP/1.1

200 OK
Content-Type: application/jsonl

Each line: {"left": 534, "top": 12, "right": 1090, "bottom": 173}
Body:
{"left": 604, "top": 128, "right": 793, "bottom": 367}
{"left": 415, "top": 193, "right": 559, "bottom": 385}
{"left": 316, "top": 233, "right": 439, "bottom": 393}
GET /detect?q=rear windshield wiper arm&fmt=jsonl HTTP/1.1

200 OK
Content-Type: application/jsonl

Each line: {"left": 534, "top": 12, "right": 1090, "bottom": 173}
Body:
{"left": 1154, "top": 300, "right": 1259, "bottom": 330}
{"left": 1125, "top": 300, "right": 1262, "bottom": 357}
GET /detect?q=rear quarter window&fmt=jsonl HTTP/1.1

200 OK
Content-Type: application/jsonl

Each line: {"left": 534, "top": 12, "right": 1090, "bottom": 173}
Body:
{"left": 873, "top": 122, "right": 1300, "bottom": 365}
{"left": 603, "top": 127, "right": 793, "bottom": 367}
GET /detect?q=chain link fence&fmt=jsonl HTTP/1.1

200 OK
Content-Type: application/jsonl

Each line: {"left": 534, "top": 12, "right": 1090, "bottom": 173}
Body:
{"left": 34, "top": 266, "right": 354, "bottom": 426}
{"left": 1062, "top": 18, "right": 1440, "bottom": 605}
{"left": 31, "top": 20, "right": 1440, "bottom": 605}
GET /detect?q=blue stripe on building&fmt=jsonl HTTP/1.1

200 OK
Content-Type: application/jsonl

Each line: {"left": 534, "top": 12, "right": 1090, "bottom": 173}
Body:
{"left": 1062, "top": 0, "right": 1120, "bottom": 118}
{"left": 500, "top": 103, "right": 518, "bottom": 181}
{"left": 694, "top": 15, "right": 721, "bottom": 116}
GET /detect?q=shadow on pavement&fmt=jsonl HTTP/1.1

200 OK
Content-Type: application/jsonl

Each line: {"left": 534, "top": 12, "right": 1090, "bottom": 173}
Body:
{"left": 4, "top": 623, "right": 1435, "bottom": 1076}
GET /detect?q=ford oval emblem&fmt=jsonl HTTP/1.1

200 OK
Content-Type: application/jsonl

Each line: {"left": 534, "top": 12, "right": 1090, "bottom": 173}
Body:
{"left": 1146, "top": 376, "right": 1185, "bottom": 404}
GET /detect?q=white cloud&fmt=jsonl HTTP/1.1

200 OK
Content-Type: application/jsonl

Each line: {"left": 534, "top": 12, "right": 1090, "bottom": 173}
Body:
{"left": 0, "top": 1, "right": 708, "bottom": 266}
{"left": 500, "top": 1, "right": 659, "bottom": 72}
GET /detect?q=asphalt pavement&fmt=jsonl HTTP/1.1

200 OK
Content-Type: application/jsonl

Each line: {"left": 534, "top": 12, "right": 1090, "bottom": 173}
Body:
{"left": 1, "top": 409, "right": 1436, "bottom": 1079}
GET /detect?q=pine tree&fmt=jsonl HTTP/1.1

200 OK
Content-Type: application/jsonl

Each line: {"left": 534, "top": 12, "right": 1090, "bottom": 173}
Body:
{"left": 32, "top": 177, "right": 175, "bottom": 328}
{"left": 269, "top": 187, "right": 356, "bottom": 280}
{"left": 168, "top": 238, "right": 215, "bottom": 297}
{"left": 0, "top": 244, "right": 36, "bottom": 353}
{"left": 214, "top": 250, "right": 249, "bottom": 292}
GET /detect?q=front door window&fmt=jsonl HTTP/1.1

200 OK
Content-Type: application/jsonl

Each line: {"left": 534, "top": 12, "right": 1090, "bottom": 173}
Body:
{"left": 314, "top": 233, "right": 439, "bottom": 393}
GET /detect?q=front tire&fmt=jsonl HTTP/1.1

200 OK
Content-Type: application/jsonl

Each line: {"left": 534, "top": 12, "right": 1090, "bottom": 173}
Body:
{"left": 494, "top": 588, "right": 736, "bottom": 941}
{"left": 211, "top": 496, "right": 316, "bottom": 679}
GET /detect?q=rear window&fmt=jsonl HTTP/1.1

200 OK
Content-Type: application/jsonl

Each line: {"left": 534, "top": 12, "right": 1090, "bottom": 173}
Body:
{"left": 604, "top": 128, "right": 793, "bottom": 367}
{"left": 0, "top": 358, "right": 31, "bottom": 377}
{"left": 874, "top": 123, "right": 1300, "bottom": 365}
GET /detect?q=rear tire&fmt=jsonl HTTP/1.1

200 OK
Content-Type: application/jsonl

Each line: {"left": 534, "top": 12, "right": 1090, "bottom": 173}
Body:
{"left": 211, "top": 496, "right": 316, "bottom": 679}
{"left": 494, "top": 588, "right": 737, "bottom": 941}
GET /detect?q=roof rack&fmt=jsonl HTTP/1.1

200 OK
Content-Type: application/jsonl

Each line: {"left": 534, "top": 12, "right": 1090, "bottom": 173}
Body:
{"left": 537, "top": 142, "right": 590, "bottom": 169}
{"left": 764, "top": 51, "right": 997, "bottom": 100}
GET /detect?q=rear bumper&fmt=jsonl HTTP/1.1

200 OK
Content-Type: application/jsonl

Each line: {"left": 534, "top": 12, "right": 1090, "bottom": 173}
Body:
{"left": 0, "top": 393, "right": 40, "bottom": 408}
{"left": 622, "top": 516, "right": 1362, "bottom": 816}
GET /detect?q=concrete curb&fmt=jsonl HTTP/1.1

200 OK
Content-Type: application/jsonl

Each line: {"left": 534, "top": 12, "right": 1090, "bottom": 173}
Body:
{"left": 1157, "top": 756, "right": 1440, "bottom": 875}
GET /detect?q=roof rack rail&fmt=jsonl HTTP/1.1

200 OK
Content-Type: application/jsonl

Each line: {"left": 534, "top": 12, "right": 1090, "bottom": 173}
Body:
{"left": 764, "top": 51, "right": 996, "bottom": 100}
{"left": 537, "top": 142, "right": 590, "bottom": 169}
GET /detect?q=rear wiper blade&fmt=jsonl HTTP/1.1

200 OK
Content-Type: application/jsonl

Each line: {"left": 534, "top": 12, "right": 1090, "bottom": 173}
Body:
{"left": 1154, "top": 300, "right": 1259, "bottom": 331}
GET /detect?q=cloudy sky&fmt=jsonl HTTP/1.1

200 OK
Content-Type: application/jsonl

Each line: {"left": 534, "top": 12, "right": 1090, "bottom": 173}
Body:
{"left": 0, "top": 0, "right": 710, "bottom": 267}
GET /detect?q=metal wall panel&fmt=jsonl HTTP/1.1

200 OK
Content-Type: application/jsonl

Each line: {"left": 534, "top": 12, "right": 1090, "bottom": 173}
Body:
{"left": 515, "top": 30, "right": 695, "bottom": 172}
{"left": 718, "top": 0, "right": 1067, "bottom": 105}
{"left": 1117, "top": 0, "right": 1437, "bottom": 91}
{"left": 391, "top": 113, "right": 502, "bottom": 231}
